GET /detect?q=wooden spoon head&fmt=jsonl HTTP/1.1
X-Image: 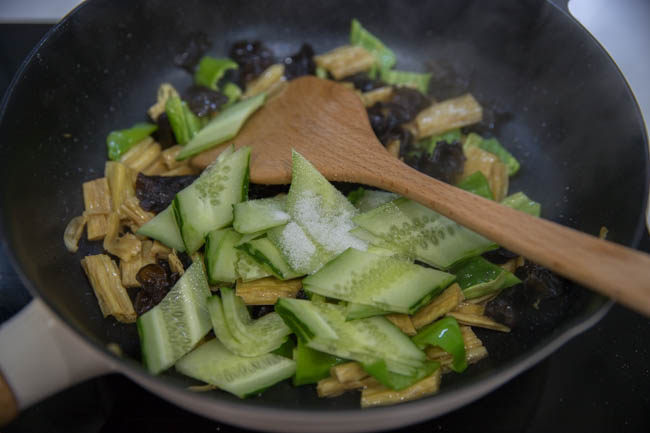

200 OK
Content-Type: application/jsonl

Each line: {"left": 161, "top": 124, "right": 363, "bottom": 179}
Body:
{"left": 190, "top": 76, "right": 387, "bottom": 184}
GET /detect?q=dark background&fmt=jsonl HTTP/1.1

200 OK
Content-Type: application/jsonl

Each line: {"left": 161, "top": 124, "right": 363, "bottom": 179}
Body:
{"left": 1, "top": 24, "right": 649, "bottom": 433}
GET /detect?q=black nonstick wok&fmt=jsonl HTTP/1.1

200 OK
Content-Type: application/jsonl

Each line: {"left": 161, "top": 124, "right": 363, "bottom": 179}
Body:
{"left": 0, "top": 0, "right": 647, "bottom": 431}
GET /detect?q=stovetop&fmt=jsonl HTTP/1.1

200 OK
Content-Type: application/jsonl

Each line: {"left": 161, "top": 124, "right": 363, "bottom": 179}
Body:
{"left": 1, "top": 23, "right": 649, "bottom": 433}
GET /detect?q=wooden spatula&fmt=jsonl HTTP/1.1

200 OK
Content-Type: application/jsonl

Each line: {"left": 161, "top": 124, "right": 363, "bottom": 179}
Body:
{"left": 191, "top": 76, "right": 650, "bottom": 316}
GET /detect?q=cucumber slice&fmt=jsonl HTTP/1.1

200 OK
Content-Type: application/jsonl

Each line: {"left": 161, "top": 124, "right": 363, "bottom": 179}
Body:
{"left": 136, "top": 205, "right": 185, "bottom": 252}
{"left": 176, "top": 339, "right": 296, "bottom": 398}
{"left": 174, "top": 145, "right": 250, "bottom": 253}
{"left": 205, "top": 228, "right": 242, "bottom": 284}
{"left": 276, "top": 298, "right": 425, "bottom": 375}
{"left": 354, "top": 197, "right": 497, "bottom": 269}
{"left": 236, "top": 251, "right": 272, "bottom": 282}
{"left": 236, "top": 230, "right": 267, "bottom": 246}
{"left": 349, "top": 227, "right": 405, "bottom": 254}
{"left": 233, "top": 195, "right": 290, "bottom": 234}
{"left": 176, "top": 93, "right": 266, "bottom": 160}
{"left": 345, "top": 302, "right": 389, "bottom": 320}
{"left": 268, "top": 151, "right": 366, "bottom": 274}
{"left": 353, "top": 189, "right": 399, "bottom": 213}
{"left": 304, "top": 248, "right": 456, "bottom": 314}
{"left": 137, "top": 261, "right": 212, "bottom": 374}
{"left": 207, "top": 295, "right": 249, "bottom": 354}
{"left": 215, "top": 287, "right": 292, "bottom": 356}
{"left": 237, "top": 237, "right": 303, "bottom": 280}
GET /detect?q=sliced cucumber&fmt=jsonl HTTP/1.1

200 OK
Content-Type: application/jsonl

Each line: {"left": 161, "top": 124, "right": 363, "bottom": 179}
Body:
{"left": 345, "top": 302, "right": 389, "bottom": 320}
{"left": 205, "top": 228, "right": 241, "bottom": 284}
{"left": 268, "top": 151, "right": 367, "bottom": 274}
{"left": 354, "top": 197, "right": 497, "bottom": 269}
{"left": 236, "top": 251, "right": 272, "bottom": 282}
{"left": 276, "top": 298, "right": 425, "bottom": 375}
{"left": 137, "top": 205, "right": 185, "bottom": 252}
{"left": 175, "top": 338, "right": 296, "bottom": 398}
{"left": 237, "top": 237, "right": 303, "bottom": 280}
{"left": 303, "top": 248, "right": 455, "bottom": 314}
{"left": 233, "top": 194, "right": 290, "bottom": 234}
{"left": 236, "top": 230, "right": 267, "bottom": 246}
{"left": 349, "top": 227, "right": 405, "bottom": 254}
{"left": 207, "top": 294, "right": 249, "bottom": 354}
{"left": 353, "top": 189, "right": 399, "bottom": 213}
{"left": 174, "top": 145, "right": 250, "bottom": 253}
{"left": 137, "top": 261, "right": 212, "bottom": 374}
{"left": 176, "top": 93, "right": 266, "bottom": 160}
{"left": 212, "top": 287, "right": 291, "bottom": 356}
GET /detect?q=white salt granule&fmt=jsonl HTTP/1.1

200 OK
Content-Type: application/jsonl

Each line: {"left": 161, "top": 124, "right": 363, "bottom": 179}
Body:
{"left": 278, "top": 221, "right": 316, "bottom": 271}
{"left": 292, "top": 191, "right": 367, "bottom": 256}
{"left": 269, "top": 209, "right": 290, "bottom": 222}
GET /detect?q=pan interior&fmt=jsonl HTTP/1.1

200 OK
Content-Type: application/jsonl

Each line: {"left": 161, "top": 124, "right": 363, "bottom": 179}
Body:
{"left": 0, "top": 0, "right": 647, "bottom": 413}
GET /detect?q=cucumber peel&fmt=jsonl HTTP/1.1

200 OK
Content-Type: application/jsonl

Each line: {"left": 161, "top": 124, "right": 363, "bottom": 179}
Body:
{"left": 176, "top": 93, "right": 266, "bottom": 160}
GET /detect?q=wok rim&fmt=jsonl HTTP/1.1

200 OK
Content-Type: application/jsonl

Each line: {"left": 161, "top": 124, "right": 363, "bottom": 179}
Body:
{"left": 0, "top": 0, "right": 647, "bottom": 430}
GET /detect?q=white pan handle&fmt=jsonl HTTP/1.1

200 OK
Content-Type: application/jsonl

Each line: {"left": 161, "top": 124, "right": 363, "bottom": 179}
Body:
{"left": 0, "top": 298, "right": 114, "bottom": 425}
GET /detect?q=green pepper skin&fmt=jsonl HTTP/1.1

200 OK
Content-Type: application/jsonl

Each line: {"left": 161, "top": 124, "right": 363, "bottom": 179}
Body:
{"left": 502, "top": 191, "right": 541, "bottom": 217}
{"left": 271, "top": 337, "right": 296, "bottom": 359}
{"left": 194, "top": 56, "right": 238, "bottom": 90}
{"left": 292, "top": 342, "right": 344, "bottom": 386}
{"left": 457, "top": 171, "right": 494, "bottom": 200}
{"left": 412, "top": 317, "right": 467, "bottom": 373}
{"left": 451, "top": 256, "right": 521, "bottom": 299}
{"left": 362, "top": 359, "right": 440, "bottom": 390}
{"left": 417, "top": 128, "right": 462, "bottom": 155}
{"left": 106, "top": 122, "right": 157, "bottom": 160}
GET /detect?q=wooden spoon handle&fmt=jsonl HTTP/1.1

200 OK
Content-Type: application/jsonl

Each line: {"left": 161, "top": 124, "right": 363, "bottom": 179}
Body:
{"left": 357, "top": 152, "right": 650, "bottom": 316}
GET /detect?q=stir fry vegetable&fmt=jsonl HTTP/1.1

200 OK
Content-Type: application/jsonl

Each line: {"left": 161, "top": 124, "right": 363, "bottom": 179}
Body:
{"left": 65, "top": 18, "right": 571, "bottom": 409}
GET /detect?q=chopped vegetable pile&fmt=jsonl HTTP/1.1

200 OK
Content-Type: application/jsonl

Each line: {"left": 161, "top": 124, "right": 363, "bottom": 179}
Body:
{"left": 64, "top": 19, "right": 574, "bottom": 409}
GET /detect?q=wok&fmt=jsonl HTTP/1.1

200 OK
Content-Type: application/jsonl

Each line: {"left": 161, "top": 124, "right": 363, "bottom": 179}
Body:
{"left": 0, "top": 0, "right": 647, "bottom": 431}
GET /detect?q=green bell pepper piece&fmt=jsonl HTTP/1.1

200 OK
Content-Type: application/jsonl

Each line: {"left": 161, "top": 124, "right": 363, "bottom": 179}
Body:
{"left": 293, "top": 342, "right": 344, "bottom": 386}
{"left": 380, "top": 69, "right": 431, "bottom": 94}
{"left": 417, "top": 128, "right": 462, "bottom": 155}
{"left": 412, "top": 317, "right": 467, "bottom": 373}
{"left": 194, "top": 56, "right": 238, "bottom": 90}
{"left": 315, "top": 66, "right": 329, "bottom": 79}
{"left": 222, "top": 82, "right": 242, "bottom": 107}
{"left": 362, "top": 359, "right": 440, "bottom": 390}
{"left": 106, "top": 122, "right": 157, "bottom": 161}
{"left": 457, "top": 171, "right": 494, "bottom": 200}
{"left": 450, "top": 256, "right": 520, "bottom": 299}
{"left": 463, "top": 132, "right": 520, "bottom": 176}
{"left": 502, "top": 191, "right": 541, "bottom": 217}
{"left": 349, "top": 18, "right": 396, "bottom": 71}
{"left": 271, "top": 337, "right": 296, "bottom": 359}
{"left": 347, "top": 187, "right": 366, "bottom": 206}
